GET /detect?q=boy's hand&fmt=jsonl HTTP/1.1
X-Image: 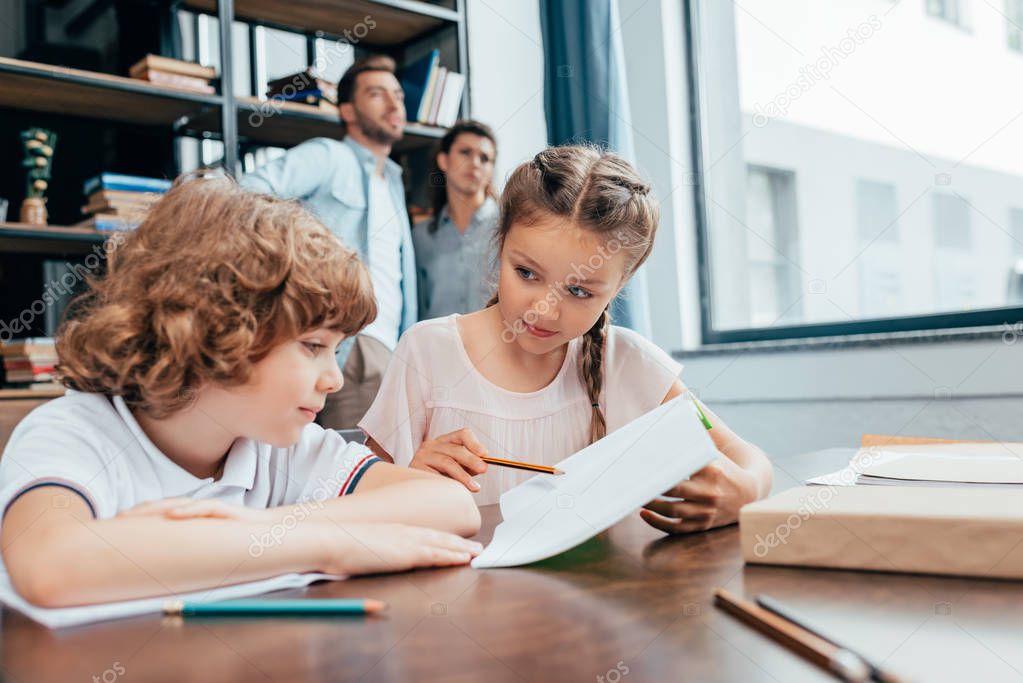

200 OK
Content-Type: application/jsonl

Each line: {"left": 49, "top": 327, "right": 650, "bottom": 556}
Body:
{"left": 119, "top": 497, "right": 272, "bottom": 524}
{"left": 322, "top": 522, "right": 483, "bottom": 575}
{"left": 639, "top": 456, "right": 758, "bottom": 534}
{"left": 409, "top": 427, "right": 489, "bottom": 492}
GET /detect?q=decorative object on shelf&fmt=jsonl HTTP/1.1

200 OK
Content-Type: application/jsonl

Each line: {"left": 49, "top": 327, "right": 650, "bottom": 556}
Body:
{"left": 19, "top": 127, "right": 57, "bottom": 226}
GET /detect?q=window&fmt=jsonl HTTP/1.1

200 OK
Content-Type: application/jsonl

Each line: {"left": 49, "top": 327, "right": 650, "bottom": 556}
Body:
{"left": 688, "top": 0, "right": 1023, "bottom": 342}
{"left": 1010, "top": 207, "right": 1023, "bottom": 256}
{"left": 932, "top": 192, "right": 972, "bottom": 250}
{"left": 175, "top": 11, "right": 349, "bottom": 171}
{"left": 745, "top": 166, "right": 803, "bottom": 326}
{"left": 1008, "top": 0, "right": 1023, "bottom": 50}
{"left": 926, "top": 0, "right": 967, "bottom": 27}
{"left": 855, "top": 180, "right": 903, "bottom": 316}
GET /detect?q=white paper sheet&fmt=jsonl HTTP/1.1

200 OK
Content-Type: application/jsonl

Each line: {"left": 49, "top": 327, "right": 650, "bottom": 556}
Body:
{"left": 472, "top": 395, "right": 719, "bottom": 569}
{"left": 0, "top": 570, "right": 344, "bottom": 629}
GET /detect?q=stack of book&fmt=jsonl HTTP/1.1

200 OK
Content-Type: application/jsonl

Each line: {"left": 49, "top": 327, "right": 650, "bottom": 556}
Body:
{"left": 129, "top": 54, "right": 217, "bottom": 94}
{"left": 1, "top": 338, "right": 59, "bottom": 389}
{"left": 78, "top": 173, "right": 172, "bottom": 232}
{"left": 398, "top": 50, "right": 466, "bottom": 127}
{"left": 266, "top": 68, "right": 338, "bottom": 111}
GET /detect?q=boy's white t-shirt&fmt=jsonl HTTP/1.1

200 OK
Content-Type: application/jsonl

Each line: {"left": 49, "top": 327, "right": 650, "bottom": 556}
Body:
{"left": 0, "top": 390, "right": 381, "bottom": 523}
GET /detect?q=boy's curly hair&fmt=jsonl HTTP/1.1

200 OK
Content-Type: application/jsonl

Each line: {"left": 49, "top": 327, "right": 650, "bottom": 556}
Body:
{"left": 57, "top": 173, "right": 376, "bottom": 418}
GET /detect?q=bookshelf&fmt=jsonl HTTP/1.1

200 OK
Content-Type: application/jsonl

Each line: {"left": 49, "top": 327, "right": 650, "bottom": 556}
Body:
{"left": 0, "top": 0, "right": 469, "bottom": 251}
{"left": 0, "top": 0, "right": 470, "bottom": 413}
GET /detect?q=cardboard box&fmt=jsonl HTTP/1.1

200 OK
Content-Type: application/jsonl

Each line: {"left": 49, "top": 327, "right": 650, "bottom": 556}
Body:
{"left": 740, "top": 485, "right": 1023, "bottom": 580}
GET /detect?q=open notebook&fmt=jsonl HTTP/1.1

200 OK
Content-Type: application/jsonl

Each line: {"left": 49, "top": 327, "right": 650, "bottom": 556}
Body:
{"left": 0, "top": 571, "right": 343, "bottom": 629}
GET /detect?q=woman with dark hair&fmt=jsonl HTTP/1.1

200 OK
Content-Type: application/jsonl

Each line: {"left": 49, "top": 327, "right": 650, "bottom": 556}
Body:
{"left": 413, "top": 120, "right": 499, "bottom": 320}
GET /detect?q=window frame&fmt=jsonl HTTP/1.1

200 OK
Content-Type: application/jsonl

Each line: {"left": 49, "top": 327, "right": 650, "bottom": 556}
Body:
{"left": 683, "top": 0, "right": 1023, "bottom": 345}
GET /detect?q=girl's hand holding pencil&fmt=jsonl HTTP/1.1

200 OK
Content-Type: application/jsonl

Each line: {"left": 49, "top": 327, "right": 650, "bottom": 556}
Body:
{"left": 410, "top": 427, "right": 490, "bottom": 492}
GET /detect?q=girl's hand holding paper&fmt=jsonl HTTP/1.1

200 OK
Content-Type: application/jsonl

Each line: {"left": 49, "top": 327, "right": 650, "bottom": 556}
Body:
{"left": 641, "top": 456, "right": 759, "bottom": 534}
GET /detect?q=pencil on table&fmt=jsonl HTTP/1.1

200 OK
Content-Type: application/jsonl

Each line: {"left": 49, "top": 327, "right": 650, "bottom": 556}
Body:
{"left": 756, "top": 595, "right": 905, "bottom": 683}
{"left": 480, "top": 456, "right": 563, "bottom": 475}
{"left": 162, "top": 598, "right": 388, "bottom": 617}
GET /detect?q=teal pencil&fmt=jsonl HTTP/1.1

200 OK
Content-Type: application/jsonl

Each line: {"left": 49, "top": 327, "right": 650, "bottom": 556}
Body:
{"left": 162, "top": 598, "right": 388, "bottom": 616}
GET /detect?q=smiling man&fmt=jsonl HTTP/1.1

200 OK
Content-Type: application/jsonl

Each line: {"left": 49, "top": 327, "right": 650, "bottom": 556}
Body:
{"left": 241, "top": 56, "right": 417, "bottom": 430}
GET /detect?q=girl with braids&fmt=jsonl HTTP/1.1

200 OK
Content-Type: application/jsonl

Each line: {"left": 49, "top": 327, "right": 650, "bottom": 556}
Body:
{"left": 360, "top": 146, "right": 772, "bottom": 532}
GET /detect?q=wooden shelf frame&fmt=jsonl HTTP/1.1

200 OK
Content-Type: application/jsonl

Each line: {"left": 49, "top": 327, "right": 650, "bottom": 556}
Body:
{"left": 0, "top": 223, "right": 109, "bottom": 255}
{"left": 179, "top": 95, "right": 446, "bottom": 149}
{"left": 183, "top": 0, "right": 460, "bottom": 46}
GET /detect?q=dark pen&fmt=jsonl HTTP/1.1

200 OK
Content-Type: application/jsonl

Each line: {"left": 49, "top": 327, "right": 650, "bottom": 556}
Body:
{"left": 756, "top": 595, "right": 905, "bottom": 683}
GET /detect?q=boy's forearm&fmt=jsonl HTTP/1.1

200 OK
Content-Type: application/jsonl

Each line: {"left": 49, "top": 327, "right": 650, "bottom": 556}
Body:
{"left": 12, "top": 515, "right": 328, "bottom": 608}
{"left": 271, "top": 478, "right": 481, "bottom": 537}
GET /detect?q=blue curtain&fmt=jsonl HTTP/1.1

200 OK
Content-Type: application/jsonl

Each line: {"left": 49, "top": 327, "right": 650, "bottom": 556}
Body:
{"left": 539, "top": 0, "right": 652, "bottom": 336}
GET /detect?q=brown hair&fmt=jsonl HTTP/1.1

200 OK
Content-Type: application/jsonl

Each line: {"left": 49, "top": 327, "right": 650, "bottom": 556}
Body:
{"left": 337, "top": 54, "right": 397, "bottom": 104}
{"left": 57, "top": 173, "right": 376, "bottom": 419}
{"left": 427, "top": 119, "right": 498, "bottom": 234}
{"left": 489, "top": 145, "right": 658, "bottom": 444}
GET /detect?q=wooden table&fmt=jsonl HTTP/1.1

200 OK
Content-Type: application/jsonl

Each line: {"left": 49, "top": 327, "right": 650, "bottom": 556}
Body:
{"left": 3, "top": 449, "right": 1023, "bottom": 682}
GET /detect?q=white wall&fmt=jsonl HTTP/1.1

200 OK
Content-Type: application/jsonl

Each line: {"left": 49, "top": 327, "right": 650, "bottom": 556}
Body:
{"left": 465, "top": 0, "right": 548, "bottom": 189}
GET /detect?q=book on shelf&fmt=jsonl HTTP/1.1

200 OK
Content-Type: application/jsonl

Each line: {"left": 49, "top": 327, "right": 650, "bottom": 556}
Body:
{"left": 436, "top": 71, "right": 466, "bottom": 127}
{"left": 75, "top": 214, "right": 142, "bottom": 232}
{"left": 135, "top": 69, "right": 215, "bottom": 94}
{"left": 267, "top": 69, "right": 338, "bottom": 105}
{"left": 399, "top": 49, "right": 440, "bottom": 124}
{"left": 397, "top": 50, "right": 465, "bottom": 127}
{"left": 84, "top": 173, "right": 172, "bottom": 196}
{"left": 0, "top": 338, "right": 54, "bottom": 356}
{"left": 274, "top": 88, "right": 330, "bottom": 106}
{"left": 82, "top": 199, "right": 156, "bottom": 216}
{"left": 428, "top": 67, "right": 447, "bottom": 125}
{"left": 80, "top": 175, "right": 166, "bottom": 232}
{"left": 1, "top": 338, "right": 57, "bottom": 384}
{"left": 85, "top": 189, "right": 163, "bottom": 212}
{"left": 129, "top": 54, "right": 216, "bottom": 81}
{"left": 420, "top": 59, "right": 443, "bottom": 124}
